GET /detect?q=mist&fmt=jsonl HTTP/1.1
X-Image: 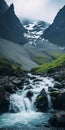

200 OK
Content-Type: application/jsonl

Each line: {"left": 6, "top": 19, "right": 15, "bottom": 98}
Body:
{"left": 5, "top": 0, "right": 65, "bottom": 23}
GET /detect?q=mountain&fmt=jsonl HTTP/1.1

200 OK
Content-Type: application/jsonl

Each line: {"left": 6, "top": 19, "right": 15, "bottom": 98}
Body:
{"left": 0, "top": 0, "right": 8, "bottom": 13}
{"left": 0, "top": 0, "right": 27, "bottom": 44}
{"left": 42, "top": 5, "right": 65, "bottom": 47}
{"left": 21, "top": 19, "right": 49, "bottom": 44}
{"left": 0, "top": 38, "right": 64, "bottom": 70}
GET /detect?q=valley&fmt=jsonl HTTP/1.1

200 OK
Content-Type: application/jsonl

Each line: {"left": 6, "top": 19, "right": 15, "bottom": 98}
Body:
{"left": 0, "top": 0, "right": 65, "bottom": 130}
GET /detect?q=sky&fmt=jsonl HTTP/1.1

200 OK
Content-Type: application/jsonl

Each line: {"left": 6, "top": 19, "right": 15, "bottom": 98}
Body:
{"left": 5, "top": 0, "right": 65, "bottom": 23}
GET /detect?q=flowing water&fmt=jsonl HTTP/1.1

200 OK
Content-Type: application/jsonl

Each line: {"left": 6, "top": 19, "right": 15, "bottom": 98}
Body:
{"left": 0, "top": 73, "right": 54, "bottom": 129}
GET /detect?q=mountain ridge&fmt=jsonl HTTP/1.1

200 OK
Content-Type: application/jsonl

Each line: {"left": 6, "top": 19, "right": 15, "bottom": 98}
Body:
{"left": 0, "top": 0, "right": 27, "bottom": 44}
{"left": 42, "top": 5, "right": 65, "bottom": 47}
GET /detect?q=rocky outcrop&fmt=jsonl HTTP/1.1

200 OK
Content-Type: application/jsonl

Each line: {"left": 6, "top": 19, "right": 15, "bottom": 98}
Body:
{"left": 35, "top": 89, "right": 48, "bottom": 112}
{"left": 50, "top": 89, "right": 65, "bottom": 110}
{"left": 49, "top": 111, "right": 65, "bottom": 127}
{"left": 0, "top": 75, "right": 26, "bottom": 113}
{"left": 42, "top": 6, "right": 65, "bottom": 46}
{"left": 0, "top": 0, "right": 27, "bottom": 44}
{"left": 0, "top": 86, "right": 10, "bottom": 113}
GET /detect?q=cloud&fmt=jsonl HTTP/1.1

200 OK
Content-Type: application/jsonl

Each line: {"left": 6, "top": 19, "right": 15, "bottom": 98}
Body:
{"left": 5, "top": 0, "right": 65, "bottom": 23}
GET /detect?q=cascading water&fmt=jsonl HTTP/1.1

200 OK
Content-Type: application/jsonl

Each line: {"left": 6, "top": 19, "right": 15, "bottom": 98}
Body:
{"left": 9, "top": 73, "right": 54, "bottom": 113}
{"left": 0, "top": 73, "right": 54, "bottom": 129}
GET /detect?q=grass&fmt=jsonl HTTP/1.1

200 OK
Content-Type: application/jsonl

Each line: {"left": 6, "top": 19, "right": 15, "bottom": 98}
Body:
{"left": 33, "top": 55, "right": 50, "bottom": 65}
{"left": 0, "top": 55, "right": 24, "bottom": 75}
{"left": 31, "top": 54, "right": 65, "bottom": 74}
{"left": 49, "top": 51, "right": 62, "bottom": 58}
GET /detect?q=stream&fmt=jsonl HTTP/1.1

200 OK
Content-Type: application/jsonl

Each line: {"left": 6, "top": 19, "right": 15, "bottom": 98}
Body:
{"left": 0, "top": 73, "right": 56, "bottom": 130}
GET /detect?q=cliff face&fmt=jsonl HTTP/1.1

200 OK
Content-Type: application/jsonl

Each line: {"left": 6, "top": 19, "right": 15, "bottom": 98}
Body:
{"left": 0, "top": 0, "right": 27, "bottom": 44}
{"left": 42, "top": 6, "right": 65, "bottom": 47}
{"left": 0, "top": 0, "right": 8, "bottom": 13}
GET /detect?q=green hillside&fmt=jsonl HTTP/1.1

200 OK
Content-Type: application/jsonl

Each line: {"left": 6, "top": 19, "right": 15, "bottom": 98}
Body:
{"left": 31, "top": 54, "right": 65, "bottom": 74}
{"left": 0, "top": 56, "right": 23, "bottom": 75}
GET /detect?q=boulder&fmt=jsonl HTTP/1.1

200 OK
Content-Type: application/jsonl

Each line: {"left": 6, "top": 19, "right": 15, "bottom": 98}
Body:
{"left": 26, "top": 91, "right": 33, "bottom": 100}
{"left": 54, "top": 82, "right": 63, "bottom": 89}
{"left": 48, "top": 87, "right": 58, "bottom": 92}
{"left": 35, "top": 89, "right": 48, "bottom": 112}
{"left": 50, "top": 90, "right": 65, "bottom": 110}
{"left": 0, "top": 86, "right": 10, "bottom": 113}
{"left": 49, "top": 111, "right": 65, "bottom": 127}
{"left": 12, "top": 78, "right": 22, "bottom": 86}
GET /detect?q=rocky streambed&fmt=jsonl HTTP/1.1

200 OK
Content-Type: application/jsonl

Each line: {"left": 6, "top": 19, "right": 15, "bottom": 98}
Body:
{"left": 0, "top": 70, "right": 65, "bottom": 130}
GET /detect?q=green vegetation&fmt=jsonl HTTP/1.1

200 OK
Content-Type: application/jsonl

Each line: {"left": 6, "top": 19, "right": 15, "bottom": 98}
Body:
{"left": 32, "top": 54, "right": 65, "bottom": 74}
{"left": 38, "top": 95, "right": 43, "bottom": 100}
{"left": 49, "top": 51, "right": 62, "bottom": 58}
{"left": 0, "top": 56, "right": 24, "bottom": 75}
{"left": 33, "top": 55, "right": 50, "bottom": 65}
{"left": 50, "top": 91, "right": 59, "bottom": 96}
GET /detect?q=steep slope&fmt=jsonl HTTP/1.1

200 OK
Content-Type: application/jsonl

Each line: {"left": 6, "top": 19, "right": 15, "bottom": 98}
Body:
{"left": 0, "top": 0, "right": 27, "bottom": 44}
{"left": 0, "top": 38, "right": 38, "bottom": 70}
{"left": 24, "top": 39, "right": 64, "bottom": 65}
{"left": 42, "top": 6, "right": 65, "bottom": 47}
{"left": 32, "top": 54, "right": 65, "bottom": 74}
{"left": 0, "top": 55, "right": 24, "bottom": 75}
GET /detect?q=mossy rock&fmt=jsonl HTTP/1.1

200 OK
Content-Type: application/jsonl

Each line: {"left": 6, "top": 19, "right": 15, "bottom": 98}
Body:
{"left": 50, "top": 91, "right": 60, "bottom": 96}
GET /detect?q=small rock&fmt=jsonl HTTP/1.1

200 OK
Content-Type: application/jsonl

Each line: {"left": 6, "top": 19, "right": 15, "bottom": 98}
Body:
{"left": 12, "top": 78, "right": 22, "bottom": 86}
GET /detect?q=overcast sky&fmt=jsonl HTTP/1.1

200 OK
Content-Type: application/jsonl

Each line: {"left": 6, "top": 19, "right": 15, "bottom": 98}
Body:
{"left": 5, "top": 0, "right": 65, "bottom": 23}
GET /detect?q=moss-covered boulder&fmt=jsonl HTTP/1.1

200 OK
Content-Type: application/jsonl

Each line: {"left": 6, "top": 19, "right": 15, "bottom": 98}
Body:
{"left": 50, "top": 90, "right": 65, "bottom": 110}
{"left": 34, "top": 89, "right": 48, "bottom": 112}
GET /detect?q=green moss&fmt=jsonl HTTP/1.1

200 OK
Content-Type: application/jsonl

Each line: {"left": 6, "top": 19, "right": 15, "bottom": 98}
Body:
{"left": 38, "top": 95, "right": 43, "bottom": 100}
{"left": 0, "top": 55, "right": 23, "bottom": 75}
{"left": 32, "top": 54, "right": 65, "bottom": 74}
{"left": 50, "top": 91, "right": 59, "bottom": 96}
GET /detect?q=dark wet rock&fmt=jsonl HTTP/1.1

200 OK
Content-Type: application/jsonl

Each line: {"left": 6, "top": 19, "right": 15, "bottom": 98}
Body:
{"left": 54, "top": 82, "right": 63, "bottom": 89}
{"left": 50, "top": 90, "right": 65, "bottom": 110}
{"left": 26, "top": 91, "right": 33, "bottom": 100}
{"left": 0, "top": 87, "right": 10, "bottom": 113}
{"left": 4, "top": 82, "right": 17, "bottom": 94}
{"left": 48, "top": 87, "right": 57, "bottom": 92}
{"left": 12, "top": 78, "right": 22, "bottom": 87}
{"left": 25, "top": 85, "right": 33, "bottom": 90}
{"left": 30, "top": 76, "right": 36, "bottom": 80}
{"left": 25, "top": 80, "right": 30, "bottom": 85}
{"left": 35, "top": 88, "right": 48, "bottom": 112}
{"left": 33, "top": 79, "right": 42, "bottom": 82}
{"left": 49, "top": 111, "right": 65, "bottom": 127}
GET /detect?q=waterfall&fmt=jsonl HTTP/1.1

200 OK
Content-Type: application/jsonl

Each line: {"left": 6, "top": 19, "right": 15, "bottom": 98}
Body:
{"left": 9, "top": 73, "right": 54, "bottom": 113}
{"left": 0, "top": 73, "right": 54, "bottom": 128}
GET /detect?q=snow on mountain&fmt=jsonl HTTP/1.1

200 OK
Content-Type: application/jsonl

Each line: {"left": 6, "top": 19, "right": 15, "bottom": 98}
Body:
{"left": 21, "top": 19, "right": 49, "bottom": 44}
